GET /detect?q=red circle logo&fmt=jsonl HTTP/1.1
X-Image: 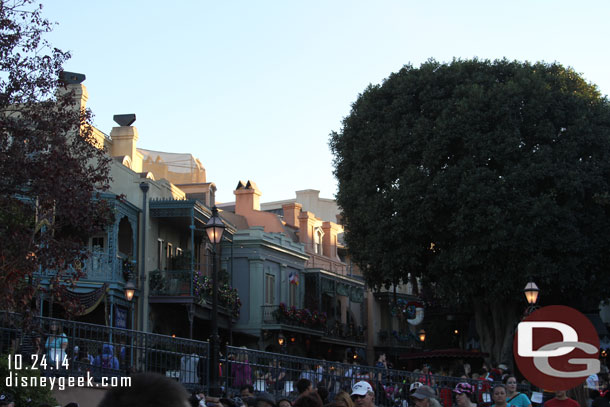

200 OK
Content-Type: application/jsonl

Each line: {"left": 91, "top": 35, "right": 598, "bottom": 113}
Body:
{"left": 514, "top": 305, "right": 600, "bottom": 390}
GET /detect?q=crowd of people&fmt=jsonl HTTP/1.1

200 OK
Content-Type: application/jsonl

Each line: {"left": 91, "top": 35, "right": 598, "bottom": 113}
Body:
{"left": 204, "top": 353, "right": 610, "bottom": 407}
{"left": 3, "top": 328, "right": 610, "bottom": 407}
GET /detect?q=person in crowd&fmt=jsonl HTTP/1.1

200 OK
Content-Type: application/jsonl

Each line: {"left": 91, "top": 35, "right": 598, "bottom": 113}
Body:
{"left": 504, "top": 376, "right": 531, "bottom": 407}
{"left": 453, "top": 383, "right": 477, "bottom": 407}
{"left": 376, "top": 353, "right": 388, "bottom": 381}
{"left": 233, "top": 351, "right": 253, "bottom": 389}
{"left": 256, "top": 392, "right": 277, "bottom": 407}
{"left": 0, "top": 393, "right": 15, "bottom": 407}
{"left": 333, "top": 391, "right": 354, "bottom": 407}
{"left": 492, "top": 385, "right": 508, "bottom": 407}
{"left": 181, "top": 353, "right": 201, "bottom": 386}
{"left": 567, "top": 383, "right": 590, "bottom": 407}
{"left": 94, "top": 343, "right": 120, "bottom": 370}
{"left": 411, "top": 385, "right": 441, "bottom": 407}
{"left": 277, "top": 398, "right": 292, "bottom": 407}
{"left": 419, "top": 364, "right": 435, "bottom": 387}
{"left": 351, "top": 381, "right": 376, "bottom": 407}
{"left": 189, "top": 387, "right": 207, "bottom": 407}
{"left": 480, "top": 363, "right": 491, "bottom": 381}
{"left": 294, "top": 393, "right": 323, "bottom": 407}
{"left": 296, "top": 379, "right": 314, "bottom": 396}
{"left": 263, "top": 360, "right": 286, "bottom": 394}
{"left": 317, "top": 386, "right": 329, "bottom": 405}
{"left": 437, "top": 378, "right": 453, "bottom": 407}
{"left": 489, "top": 365, "right": 506, "bottom": 382}
{"left": 241, "top": 385, "right": 255, "bottom": 399}
{"left": 98, "top": 372, "right": 190, "bottom": 407}
{"left": 233, "top": 397, "right": 247, "bottom": 407}
{"left": 588, "top": 373, "right": 601, "bottom": 391}
{"left": 410, "top": 382, "right": 423, "bottom": 394}
{"left": 592, "top": 389, "right": 610, "bottom": 407}
{"left": 301, "top": 365, "right": 317, "bottom": 382}
{"left": 543, "top": 391, "right": 579, "bottom": 407}
{"left": 45, "top": 320, "right": 68, "bottom": 368}
{"left": 344, "top": 361, "right": 359, "bottom": 388}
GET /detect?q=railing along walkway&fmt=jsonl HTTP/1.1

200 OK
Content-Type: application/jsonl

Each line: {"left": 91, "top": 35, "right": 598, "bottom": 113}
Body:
{"left": 0, "top": 313, "right": 209, "bottom": 392}
{"left": 1, "top": 314, "right": 530, "bottom": 405}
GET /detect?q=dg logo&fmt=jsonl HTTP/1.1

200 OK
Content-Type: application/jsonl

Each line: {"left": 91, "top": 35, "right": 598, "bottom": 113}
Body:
{"left": 514, "top": 305, "right": 600, "bottom": 390}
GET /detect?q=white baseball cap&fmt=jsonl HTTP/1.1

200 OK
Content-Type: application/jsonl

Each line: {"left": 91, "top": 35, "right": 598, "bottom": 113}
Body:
{"left": 351, "top": 381, "right": 374, "bottom": 396}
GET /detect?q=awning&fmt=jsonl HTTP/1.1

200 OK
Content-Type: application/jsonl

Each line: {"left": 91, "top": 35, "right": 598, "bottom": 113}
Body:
{"left": 399, "top": 348, "right": 488, "bottom": 360}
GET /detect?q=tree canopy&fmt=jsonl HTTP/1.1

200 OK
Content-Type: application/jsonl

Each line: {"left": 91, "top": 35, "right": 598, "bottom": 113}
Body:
{"left": 0, "top": 0, "right": 113, "bottom": 318}
{"left": 330, "top": 59, "right": 610, "bottom": 363}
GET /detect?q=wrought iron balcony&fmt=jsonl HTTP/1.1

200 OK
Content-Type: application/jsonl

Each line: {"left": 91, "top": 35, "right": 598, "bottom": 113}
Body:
{"left": 261, "top": 304, "right": 326, "bottom": 332}
{"left": 149, "top": 269, "right": 241, "bottom": 318}
{"left": 35, "top": 251, "right": 128, "bottom": 282}
{"left": 325, "top": 321, "right": 366, "bottom": 343}
{"left": 149, "top": 270, "right": 193, "bottom": 297}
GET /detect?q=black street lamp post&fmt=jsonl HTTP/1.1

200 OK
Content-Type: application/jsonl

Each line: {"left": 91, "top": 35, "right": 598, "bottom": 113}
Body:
{"left": 204, "top": 206, "right": 225, "bottom": 397}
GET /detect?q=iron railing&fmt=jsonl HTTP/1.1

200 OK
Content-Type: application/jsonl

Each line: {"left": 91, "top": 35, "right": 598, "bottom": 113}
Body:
{"left": 149, "top": 269, "right": 193, "bottom": 297}
{"left": 261, "top": 305, "right": 326, "bottom": 332}
{"left": 34, "top": 251, "right": 124, "bottom": 282}
{"left": 1, "top": 313, "right": 532, "bottom": 405}
{"left": 219, "top": 346, "right": 531, "bottom": 406}
{"left": 0, "top": 313, "right": 209, "bottom": 391}
{"left": 325, "top": 321, "right": 365, "bottom": 343}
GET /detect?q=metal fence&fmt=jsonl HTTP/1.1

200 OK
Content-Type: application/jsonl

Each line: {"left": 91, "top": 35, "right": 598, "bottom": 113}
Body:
{"left": 0, "top": 313, "right": 209, "bottom": 391}
{"left": 1, "top": 314, "right": 531, "bottom": 405}
{"left": 221, "top": 346, "right": 531, "bottom": 406}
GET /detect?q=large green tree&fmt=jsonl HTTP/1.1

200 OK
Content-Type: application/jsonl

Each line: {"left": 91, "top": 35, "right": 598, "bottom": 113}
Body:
{"left": 330, "top": 59, "right": 610, "bottom": 365}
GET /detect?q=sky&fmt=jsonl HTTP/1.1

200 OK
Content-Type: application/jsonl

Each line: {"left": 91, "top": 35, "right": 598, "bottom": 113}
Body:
{"left": 43, "top": 1, "right": 610, "bottom": 204}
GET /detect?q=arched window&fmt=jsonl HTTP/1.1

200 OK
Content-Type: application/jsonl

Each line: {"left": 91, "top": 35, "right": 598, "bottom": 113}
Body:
{"left": 313, "top": 227, "right": 324, "bottom": 254}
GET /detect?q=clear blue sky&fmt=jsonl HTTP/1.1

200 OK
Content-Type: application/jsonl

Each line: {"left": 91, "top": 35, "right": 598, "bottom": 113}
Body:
{"left": 44, "top": 1, "right": 610, "bottom": 204}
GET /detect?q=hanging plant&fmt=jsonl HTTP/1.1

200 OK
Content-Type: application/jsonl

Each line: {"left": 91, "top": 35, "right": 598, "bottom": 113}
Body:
{"left": 193, "top": 272, "right": 242, "bottom": 318}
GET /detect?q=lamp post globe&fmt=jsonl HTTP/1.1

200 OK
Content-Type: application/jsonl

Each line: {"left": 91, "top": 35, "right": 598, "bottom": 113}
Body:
{"left": 124, "top": 281, "right": 136, "bottom": 302}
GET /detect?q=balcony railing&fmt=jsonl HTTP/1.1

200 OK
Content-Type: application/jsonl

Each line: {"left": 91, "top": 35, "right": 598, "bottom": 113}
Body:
{"left": 325, "top": 321, "right": 366, "bottom": 343}
{"left": 149, "top": 270, "right": 193, "bottom": 297}
{"left": 149, "top": 270, "right": 241, "bottom": 318}
{"left": 305, "top": 253, "right": 355, "bottom": 276}
{"left": 35, "top": 251, "right": 125, "bottom": 282}
{"left": 262, "top": 305, "right": 326, "bottom": 331}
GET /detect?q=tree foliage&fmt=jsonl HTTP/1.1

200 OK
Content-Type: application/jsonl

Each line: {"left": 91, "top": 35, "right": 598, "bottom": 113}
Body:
{"left": 330, "top": 59, "right": 610, "bottom": 363}
{"left": 0, "top": 0, "right": 113, "bottom": 319}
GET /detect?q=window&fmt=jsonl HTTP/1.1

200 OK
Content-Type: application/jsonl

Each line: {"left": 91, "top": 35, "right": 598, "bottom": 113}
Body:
{"left": 314, "top": 228, "right": 323, "bottom": 254}
{"left": 166, "top": 243, "right": 173, "bottom": 269}
{"left": 176, "top": 248, "right": 183, "bottom": 257}
{"left": 265, "top": 274, "right": 275, "bottom": 305}
{"left": 91, "top": 236, "right": 104, "bottom": 251}
{"left": 157, "top": 239, "right": 164, "bottom": 270}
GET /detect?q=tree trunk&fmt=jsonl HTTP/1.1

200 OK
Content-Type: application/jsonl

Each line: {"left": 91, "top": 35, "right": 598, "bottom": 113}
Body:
{"left": 474, "top": 302, "right": 520, "bottom": 370}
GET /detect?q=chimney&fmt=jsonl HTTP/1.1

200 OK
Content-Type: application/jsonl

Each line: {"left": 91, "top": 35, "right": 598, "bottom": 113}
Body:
{"left": 58, "top": 71, "right": 88, "bottom": 110}
{"left": 282, "top": 203, "right": 302, "bottom": 228}
{"left": 110, "top": 114, "right": 141, "bottom": 172}
{"left": 322, "top": 222, "right": 340, "bottom": 260}
{"left": 234, "top": 180, "right": 262, "bottom": 215}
